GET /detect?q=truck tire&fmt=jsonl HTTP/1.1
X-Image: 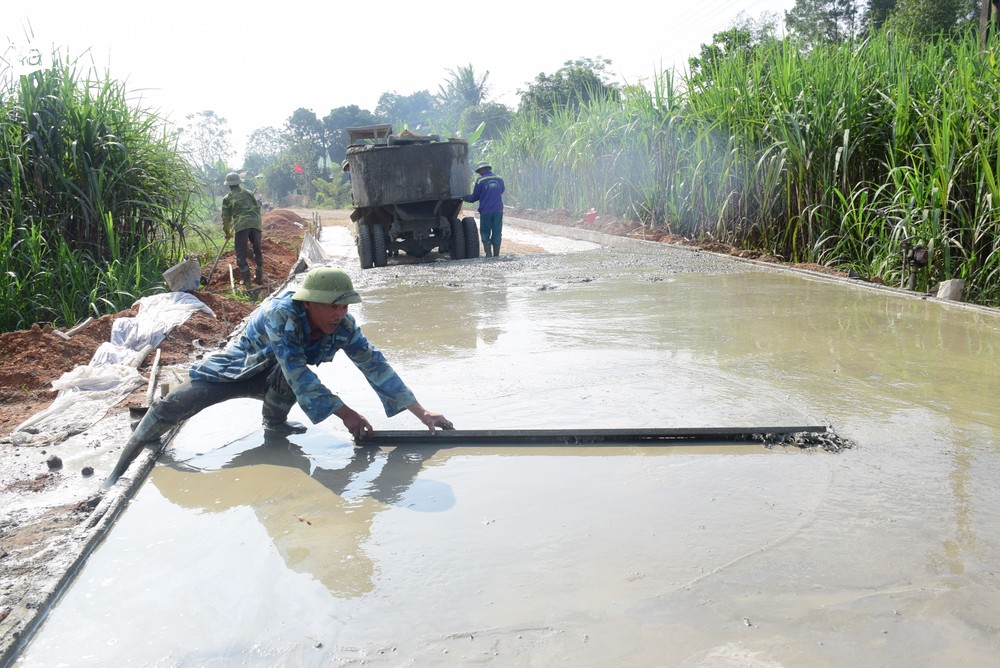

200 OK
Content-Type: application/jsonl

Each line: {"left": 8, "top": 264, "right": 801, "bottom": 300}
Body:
{"left": 358, "top": 222, "right": 374, "bottom": 269}
{"left": 449, "top": 219, "right": 466, "bottom": 260}
{"left": 462, "top": 217, "right": 480, "bottom": 258}
{"left": 372, "top": 224, "right": 388, "bottom": 267}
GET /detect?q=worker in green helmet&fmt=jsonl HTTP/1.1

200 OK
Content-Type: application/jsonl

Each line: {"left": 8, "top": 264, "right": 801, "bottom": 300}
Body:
{"left": 103, "top": 265, "right": 453, "bottom": 488}
{"left": 221, "top": 172, "right": 264, "bottom": 287}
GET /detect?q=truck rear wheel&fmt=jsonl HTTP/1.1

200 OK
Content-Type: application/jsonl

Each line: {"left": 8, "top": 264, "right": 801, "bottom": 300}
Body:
{"left": 462, "top": 217, "right": 480, "bottom": 258}
{"left": 358, "top": 222, "right": 374, "bottom": 269}
{"left": 372, "top": 224, "right": 388, "bottom": 267}
{"left": 449, "top": 219, "right": 466, "bottom": 260}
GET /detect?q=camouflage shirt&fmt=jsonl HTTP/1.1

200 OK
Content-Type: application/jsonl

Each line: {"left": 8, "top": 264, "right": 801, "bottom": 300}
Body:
{"left": 221, "top": 186, "right": 262, "bottom": 234}
{"left": 189, "top": 293, "right": 416, "bottom": 424}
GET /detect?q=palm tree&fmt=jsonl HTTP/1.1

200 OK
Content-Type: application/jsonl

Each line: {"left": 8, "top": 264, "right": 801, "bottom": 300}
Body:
{"left": 438, "top": 64, "right": 490, "bottom": 131}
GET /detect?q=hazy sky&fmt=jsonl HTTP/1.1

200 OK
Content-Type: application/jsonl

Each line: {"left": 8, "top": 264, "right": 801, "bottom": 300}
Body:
{"left": 5, "top": 1, "right": 795, "bottom": 162}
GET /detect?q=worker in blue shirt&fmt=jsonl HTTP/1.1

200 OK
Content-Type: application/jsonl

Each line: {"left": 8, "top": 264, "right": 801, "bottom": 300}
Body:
{"left": 103, "top": 266, "right": 453, "bottom": 488}
{"left": 464, "top": 161, "right": 505, "bottom": 257}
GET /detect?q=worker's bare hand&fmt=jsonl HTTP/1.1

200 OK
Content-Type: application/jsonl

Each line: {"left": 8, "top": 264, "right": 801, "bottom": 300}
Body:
{"left": 336, "top": 406, "right": 373, "bottom": 441}
{"left": 418, "top": 410, "right": 454, "bottom": 433}
{"left": 406, "top": 402, "right": 454, "bottom": 434}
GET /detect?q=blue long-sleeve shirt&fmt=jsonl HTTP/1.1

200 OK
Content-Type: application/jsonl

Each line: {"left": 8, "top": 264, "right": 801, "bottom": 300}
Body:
{"left": 189, "top": 293, "right": 416, "bottom": 423}
{"left": 463, "top": 170, "right": 505, "bottom": 213}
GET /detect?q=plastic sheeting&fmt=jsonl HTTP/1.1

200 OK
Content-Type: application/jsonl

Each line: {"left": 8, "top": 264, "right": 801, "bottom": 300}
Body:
{"left": 90, "top": 292, "right": 215, "bottom": 369}
{"left": 2, "top": 293, "right": 215, "bottom": 446}
{"left": 299, "top": 232, "right": 332, "bottom": 267}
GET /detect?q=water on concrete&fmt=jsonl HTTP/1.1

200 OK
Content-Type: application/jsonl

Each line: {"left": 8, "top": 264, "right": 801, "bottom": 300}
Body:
{"left": 17, "top": 227, "right": 1000, "bottom": 667}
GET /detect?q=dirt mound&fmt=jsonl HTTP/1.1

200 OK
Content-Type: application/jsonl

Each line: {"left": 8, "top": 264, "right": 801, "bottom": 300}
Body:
{"left": 200, "top": 238, "right": 300, "bottom": 293}
{"left": 0, "top": 291, "right": 258, "bottom": 438}
{"left": 264, "top": 208, "right": 309, "bottom": 227}
{"left": 0, "top": 225, "right": 302, "bottom": 439}
{"left": 263, "top": 209, "right": 313, "bottom": 245}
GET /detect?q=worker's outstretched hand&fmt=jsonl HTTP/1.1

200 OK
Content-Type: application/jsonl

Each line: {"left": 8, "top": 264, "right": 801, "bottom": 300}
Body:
{"left": 335, "top": 405, "right": 373, "bottom": 441}
{"left": 407, "top": 402, "right": 454, "bottom": 434}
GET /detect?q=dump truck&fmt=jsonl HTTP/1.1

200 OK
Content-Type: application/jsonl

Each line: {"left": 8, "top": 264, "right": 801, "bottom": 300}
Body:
{"left": 345, "top": 124, "right": 479, "bottom": 269}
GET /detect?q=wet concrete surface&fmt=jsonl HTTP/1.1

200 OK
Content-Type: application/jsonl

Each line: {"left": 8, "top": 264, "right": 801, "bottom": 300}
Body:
{"left": 15, "top": 221, "right": 1000, "bottom": 666}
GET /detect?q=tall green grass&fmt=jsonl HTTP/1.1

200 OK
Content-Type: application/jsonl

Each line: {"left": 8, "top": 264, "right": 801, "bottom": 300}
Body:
{"left": 493, "top": 29, "right": 1000, "bottom": 306}
{"left": 0, "top": 51, "right": 199, "bottom": 331}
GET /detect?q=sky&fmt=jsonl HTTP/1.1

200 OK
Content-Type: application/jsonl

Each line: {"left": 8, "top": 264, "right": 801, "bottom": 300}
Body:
{"left": 5, "top": 0, "right": 796, "bottom": 164}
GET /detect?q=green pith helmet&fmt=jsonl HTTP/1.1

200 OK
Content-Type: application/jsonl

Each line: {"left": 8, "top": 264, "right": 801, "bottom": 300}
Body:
{"left": 224, "top": 172, "right": 242, "bottom": 186}
{"left": 292, "top": 267, "right": 362, "bottom": 305}
{"left": 474, "top": 161, "right": 491, "bottom": 173}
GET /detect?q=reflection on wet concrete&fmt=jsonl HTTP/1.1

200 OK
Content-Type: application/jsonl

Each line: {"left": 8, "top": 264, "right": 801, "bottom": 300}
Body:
{"left": 154, "top": 430, "right": 446, "bottom": 597}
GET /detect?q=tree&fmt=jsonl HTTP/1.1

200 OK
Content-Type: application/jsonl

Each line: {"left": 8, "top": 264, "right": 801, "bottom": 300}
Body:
{"left": 285, "top": 108, "right": 323, "bottom": 145}
{"left": 374, "top": 90, "right": 438, "bottom": 133}
{"left": 286, "top": 107, "right": 333, "bottom": 176}
{"left": 785, "top": 0, "right": 863, "bottom": 45}
{"left": 439, "top": 64, "right": 490, "bottom": 108}
{"left": 864, "top": 0, "right": 897, "bottom": 32}
{"left": 517, "top": 57, "right": 620, "bottom": 118}
{"left": 438, "top": 64, "right": 490, "bottom": 131}
{"left": 322, "top": 105, "right": 379, "bottom": 167}
{"left": 886, "top": 0, "right": 980, "bottom": 38}
{"left": 687, "top": 13, "right": 780, "bottom": 85}
{"left": 243, "top": 125, "right": 286, "bottom": 175}
{"left": 178, "top": 110, "right": 233, "bottom": 205}
{"left": 458, "top": 102, "right": 513, "bottom": 142}
{"left": 261, "top": 139, "right": 319, "bottom": 202}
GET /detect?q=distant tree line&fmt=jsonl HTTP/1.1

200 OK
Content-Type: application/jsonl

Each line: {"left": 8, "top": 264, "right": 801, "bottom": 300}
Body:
{"left": 179, "top": 56, "right": 625, "bottom": 206}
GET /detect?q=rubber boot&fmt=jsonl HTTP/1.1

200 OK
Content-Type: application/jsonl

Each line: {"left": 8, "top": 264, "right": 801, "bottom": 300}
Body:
{"left": 261, "top": 371, "right": 307, "bottom": 435}
{"left": 492, "top": 243, "right": 501, "bottom": 257}
{"left": 263, "top": 419, "right": 308, "bottom": 435}
{"left": 483, "top": 243, "right": 493, "bottom": 257}
{"left": 255, "top": 264, "right": 264, "bottom": 286}
{"left": 240, "top": 267, "right": 252, "bottom": 288}
{"left": 102, "top": 411, "right": 172, "bottom": 489}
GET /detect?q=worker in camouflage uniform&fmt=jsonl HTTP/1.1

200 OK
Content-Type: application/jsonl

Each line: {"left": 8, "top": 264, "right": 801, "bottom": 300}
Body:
{"left": 221, "top": 172, "right": 264, "bottom": 287}
{"left": 463, "top": 161, "right": 506, "bottom": 257}
{"left": 103, "top": 266, "right": 453, "bottom": 488}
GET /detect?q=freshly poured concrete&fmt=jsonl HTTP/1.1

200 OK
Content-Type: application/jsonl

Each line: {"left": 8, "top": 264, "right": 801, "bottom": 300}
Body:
{"left": 18, "top": 227, "right": 1000, "bottom": 667}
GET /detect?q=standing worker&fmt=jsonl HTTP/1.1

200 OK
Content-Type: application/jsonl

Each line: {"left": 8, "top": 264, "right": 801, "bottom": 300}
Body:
{"left": 222, "top": 172, "right": 264, "bottom": 287}
{"left": 464, "top": 160, "right": 505, "bottom": 257}
{"left": 103, "top": 265, "right": 454, "bottom": 488}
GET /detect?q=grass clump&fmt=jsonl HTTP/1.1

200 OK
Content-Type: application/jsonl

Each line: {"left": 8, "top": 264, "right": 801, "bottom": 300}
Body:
{"left": 494, "top": 28, "right": 1000, "bottom": 306}
{"left": 0, "top": 49, "right": 199, "bottom": 331}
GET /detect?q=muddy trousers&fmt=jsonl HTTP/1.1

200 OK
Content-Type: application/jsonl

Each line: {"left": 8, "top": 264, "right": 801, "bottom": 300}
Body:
{"left": 234, "top": 228, "right": 264, "bottom": 284}
{"left": 148, "top": 364, "right": 294, "bottom": 426}
{"left": 102, "top": 365, "right": 295, "bottom": 488}
{"left": 479, "top": 211, "right": 503, "bottom": 256}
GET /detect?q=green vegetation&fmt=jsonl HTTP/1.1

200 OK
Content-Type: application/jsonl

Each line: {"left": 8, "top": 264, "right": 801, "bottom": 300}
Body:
{"left": 0, "top": 51, "right": 198, "bottom": 331}
{"left": 492, "top": 28, "right": 1000, "bottom": 305}
{"left": 3, "top": 1, "right": 999, "bottom": 334}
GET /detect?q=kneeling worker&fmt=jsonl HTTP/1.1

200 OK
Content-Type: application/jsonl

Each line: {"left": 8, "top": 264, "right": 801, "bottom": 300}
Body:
{"left": 103, "top": 266, "right": 453, "bottom": 488}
